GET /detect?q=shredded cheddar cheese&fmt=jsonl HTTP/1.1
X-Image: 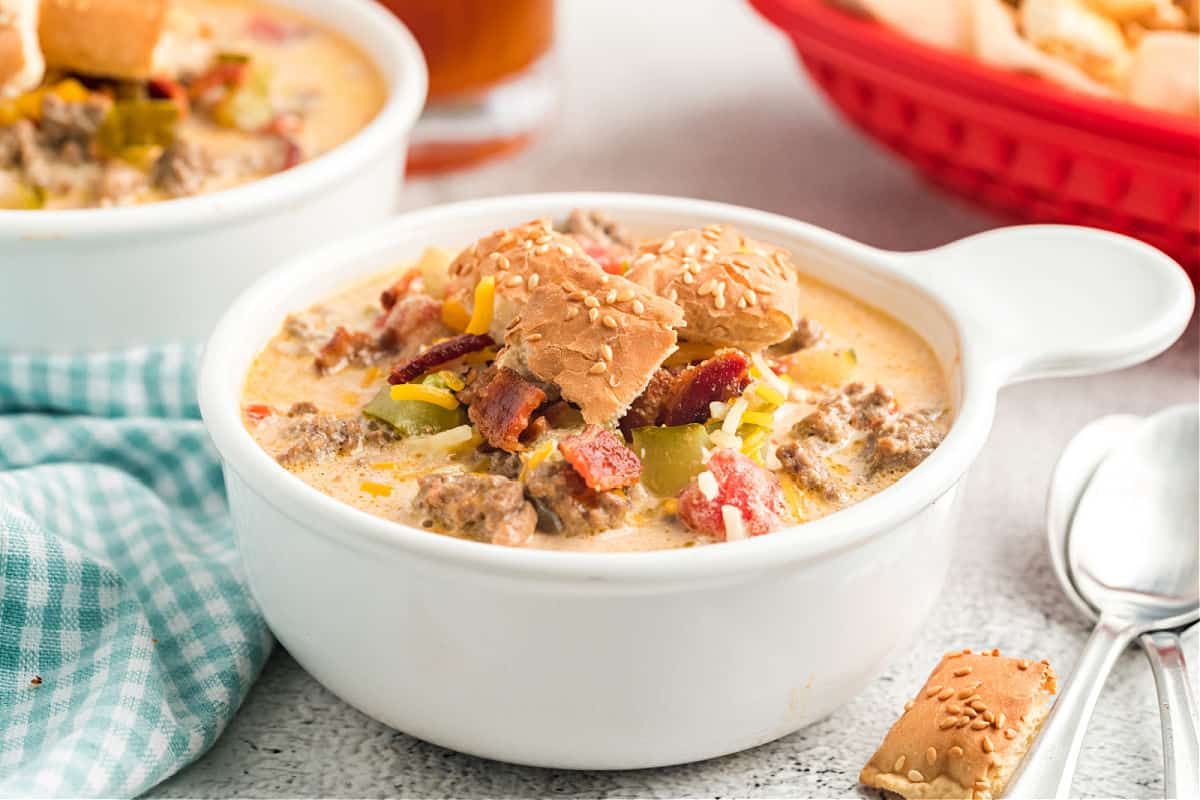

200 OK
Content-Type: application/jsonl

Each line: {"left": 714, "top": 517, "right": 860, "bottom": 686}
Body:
{"left": 741, "top": 411, "right": 776, "bottom": 429}
{"left": 389, "top": 383, "right": 460, "bottom": 410}
{"left": 436, "top": 371, "right": 465, "bottom": 391}
{"left": 465, "top": 276, "right": 495, "bottom": 335}
{"left": 520, "top": 440, "right": 557, "bottom": 481}
{"left": 441, "top": 300, "right": 471, "bottom": 333}
{"left": 360, "top": 481, "right": 393, "bottom": 498}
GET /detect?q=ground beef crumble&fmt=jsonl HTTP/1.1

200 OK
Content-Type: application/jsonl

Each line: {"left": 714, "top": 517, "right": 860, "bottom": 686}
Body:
{"left": 414, "top": 473, "right": 536, "bottom": 547}
{"left": 867, "top": 410, "right": 944, "bottom": 474}
{"left": 272, "top": 409, "right": 396, "bottom": 468}
{"left": 791, "top": 382, "right": 897, "bottom": 443}
{"left": 153, "top": 139, "right": 211, "bottom": 197}
{"left": 560, "top": 208, "right": 635, "bottom": 255}
{"left": 768, "top": 317, "right": 824, "bottom": 356}
{"left": 524, "top": 461, "right": 629, "bottom": 536}
{"left": 776, "top": 440, "right": 847, "bottom": 503}
{"left": 39, "top": 94, "right": 111, "bottom": 160}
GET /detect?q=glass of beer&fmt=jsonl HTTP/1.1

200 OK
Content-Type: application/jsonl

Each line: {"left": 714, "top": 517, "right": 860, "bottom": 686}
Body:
{"left": 378, "top": 0, "right": 558, "bottom": 175}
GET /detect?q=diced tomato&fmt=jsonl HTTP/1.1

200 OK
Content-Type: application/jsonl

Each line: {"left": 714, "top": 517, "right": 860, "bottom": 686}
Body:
{"left": 572, "top": 236, "right": 623, "bottom": 274}
{"left": 246, "top": 15, "right": 312, "bottom": 42}
{"left": 263, "top": 111, "right": 302, "bottom": 137}
{"left": 678, "top": 450, "right": 787, "bottom": 540}
{"left": 245, "top": 403, "right": 274, "bottom": 421}
{"left": 148, "top": 76, "right": 190, "bottom": 118}
{"left": 278, "top": 136, "right": 303, "bottom": 170}
{"left": 559, "top": 425, "right": 642, "bottom": 491}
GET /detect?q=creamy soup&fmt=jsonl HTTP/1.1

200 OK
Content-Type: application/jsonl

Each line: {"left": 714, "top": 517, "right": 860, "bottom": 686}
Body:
{"left": 0, "top": 0, "right": 385, "bottom": 209}
{"left": 243, "top": 211, "right": 952, "bottom": 552}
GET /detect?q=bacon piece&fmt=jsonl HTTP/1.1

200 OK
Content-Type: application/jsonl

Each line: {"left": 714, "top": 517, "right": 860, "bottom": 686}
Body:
{"left": 387, "top": 333, "right": 494, "bottom": 386}
{"left": 379, "top": 268, "right": 421, "bottom": 312}
{"left": 148, "top": 76, "right": 190, "bottom": 118}
{"left": 188, "top": 61, "right": 249, "bottom": 103}
{"left": 467, "top": 368, "right": 546, "bottom": 453}
{"left": 558, "top": 425, "right": 643, "bottom": 492}
{"left": 678, "top": 450, "right": 787, "bottom": 540}
{"left": 315, "top": 326, "right": 374, "bottom": 374}
{"left": 619, "top": 368, "right": 676, "bottom": 435}
{"left": 378, "top": 294, "right": 448, "bottom": 357}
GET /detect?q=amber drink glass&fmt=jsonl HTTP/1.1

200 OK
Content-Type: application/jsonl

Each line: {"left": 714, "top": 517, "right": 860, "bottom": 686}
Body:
{"left": 379, "top": 0, "right": 557, "bottom": 174}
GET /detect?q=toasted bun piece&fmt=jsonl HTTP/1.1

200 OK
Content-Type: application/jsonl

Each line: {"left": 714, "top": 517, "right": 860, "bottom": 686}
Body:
{"left": 504, "top": 262, "right": 684, "bottom": 426}
{"left": 0, "top": 0, "right": 43, "bottom": 97}
{"left": 38, "top": 0, "right": 168, "bottom": 80}
{"left": 860, "top": 650, "right": 1057, "bottom": 800}
{"left": 445, "top": 219, "right": 601, "bottom": 340}
{"left": 1128, "top": 32, "right": 1200, "bottom": 117}
{"left": 624, "top": 224, "right": 802, "bottom": 352}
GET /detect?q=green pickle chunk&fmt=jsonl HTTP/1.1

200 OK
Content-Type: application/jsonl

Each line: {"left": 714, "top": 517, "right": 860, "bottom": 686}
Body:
{"left": 631, "top": 423, "right": 709, "bottom": 497}
{"left": 363, "top": 384, "right": 465, "bottom": 437}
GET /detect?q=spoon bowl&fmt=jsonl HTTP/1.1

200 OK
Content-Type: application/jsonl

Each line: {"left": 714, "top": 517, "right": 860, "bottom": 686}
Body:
{"left": 1068, "top": 404, "right": 1199, "bottom": 629}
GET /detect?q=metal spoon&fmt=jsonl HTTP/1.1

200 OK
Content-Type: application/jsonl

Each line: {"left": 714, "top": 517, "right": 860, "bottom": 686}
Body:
{"left": 1006, "top": 404, "right": 1200, "bottom": 798}
{"left": 1044, "top": 411, "right": 1199, "bottom": 799}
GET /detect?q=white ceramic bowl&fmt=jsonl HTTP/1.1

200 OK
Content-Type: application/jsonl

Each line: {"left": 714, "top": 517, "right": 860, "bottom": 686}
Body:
{"left": 199, "top": 193, "right": 1194, "bottom": 769}
{"left": 0, "top": 0, "right": 426, "bottom": 352}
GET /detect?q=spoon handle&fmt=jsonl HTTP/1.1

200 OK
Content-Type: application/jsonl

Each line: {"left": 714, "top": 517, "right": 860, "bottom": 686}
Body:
{"left": 1005, "top": 615, "right": 1136, "bottom": 798}
{"left": 1141, "top": 630, "right": 1199, "bottom": 800}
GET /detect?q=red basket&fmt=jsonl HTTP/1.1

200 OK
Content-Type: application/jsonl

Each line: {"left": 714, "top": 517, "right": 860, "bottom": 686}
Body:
{"left": 751, "top": 0, "right": 1200, "bottom": 279}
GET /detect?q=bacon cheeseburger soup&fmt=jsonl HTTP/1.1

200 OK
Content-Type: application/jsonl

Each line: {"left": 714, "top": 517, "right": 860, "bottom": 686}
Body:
{"left": 241, "top": 210, "right": 952, "bottom": 552}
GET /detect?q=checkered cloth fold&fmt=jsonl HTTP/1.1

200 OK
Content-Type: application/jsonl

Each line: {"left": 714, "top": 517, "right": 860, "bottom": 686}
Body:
{"left": 0, "top": 347, "right": 273, "bottom": 798}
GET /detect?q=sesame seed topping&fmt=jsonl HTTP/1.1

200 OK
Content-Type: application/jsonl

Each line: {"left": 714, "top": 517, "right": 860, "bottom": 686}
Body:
{"left": 956, "top": 717, "right": 971, "bottom": 728}
{"left": 954, "top": 667, "right": 973, "bottom": 677}
{"left": 601, "top": 344, "right": 613, "bottom": 361}
{"left": 588, "top": 308, "right": 600, "bottom": 322}
{"left": 667, "top": 289, "right": 678, "bottom": 303}
{"left": 557, "top": 244, "right": 573, "bottom": 256}
{"left": 681, "top": 272, "right": 695, "bottom": 285}
{"left": 990, "top": 649, "right": 1000, "bottom": 656}
{"left": 523, "top": 240, "right": 533, "bottom": 251}
{"left": 995, "top": 713, "right": 1006, "bottom": 729}
{"left": 751, "top": 247, "right": 769, "bottom": 257}
{"left": 506, "top": 275, "right": 524, "bottom": 287}
{"left": 962, "top": 648, "right": 973, "bottom": 655}
{"left": 957, "top": 687, "right": 976, "bottom": 699}
{"left": 589, "top": 361, "right": 607, "bottom": 375}
{"left": 635, "top": 253, "right": 655, "bottom": 266}
{"left": 938, "top": 717, "right": 957, "bottom": 730}
{"left": 1018, "top": 660, "right": 1029, "bottom": 670}
{"left": 974, "top": 781, "right": 990, "bottom": 791}
{"left": 632, "top": 300, "right": 645, "bottom": 315}
{"left": 698, "top": 279, "right": 718, "bottom": 296}
{"left": 499, "top": 255, "right": 511, "bottom": 270}
{"left": 528, "top": 273, "right": 540, "bottom": 290}
{"left": 970, "top": 700, "right": 987, "bottom": 712}
{"left": 617, "top": 290, "right": 634, "bottom": 302}
{"left": 925, "top": 747, "right": 936, "bottom": 765}
{"left": 526, "top": 333, "right": 543, "bottom": 342}
{"left": 565, "top": 306, "right": 580, "bottom": 321}
{"left": 963, "top": 707, "right": 978, "bottom": 718}
{"left": 983, "top": 710, "right": 995, "bottom": 724}
{"left": 714, "top": 294, "right": 726, "bottom": 310}
{"left": 904, "top": 700, "right": 915, "bottom": 712}
{"left": 981, "top": 737, "right": 994, "bottom": 753}
{"left": 907, "top": 770, "right": 924, "bottom": 783}
{"left": 585, "top": 296, "right": 600, "bottom": 309}
{"left": 535, "top": 235, "right": 552, "bottom": 245}
{"left": 971, "top": 719, "right": 990, "bottom": 730}
{"left": 605, "top": 289, "right": 618, "bottom": 304}
{"left": 893, "top": 756, "right": 906, "bottom": 772}
{"left": 1004, "top": 728, "right": 1017, "bottom": 739}
{"left": 937, "top": 688, "right": 955, "bottom": 701}
{"left": 946, "top": 704, "right": 962, "bottom": 714}
{"left": 608, "top": 374, "right": 620, "bottom": 387}
{"left": 535, "top": 244, "right": 551, "bottom": 255}
{"left": 684, "top": 243, "right": 697, "bottom": 257}
{"left": 600, "top": 275, "right": 610, "bottom": 284}
{"left": 659, "top": 239, "right": 676, "bottom": 254}
{"left": 602, "top": 315, "right": 619, "bottom": 329}
{"left": 949, "top": 746, "right": 963, "bottom": 758}
{"left": 489, "top": 252, "right": 502, "bottom": 261}
{"left": 926, "top": 685, "right": 943, "bottom": 698}
{"left": 745, "top": 290, "right": 757, "bottom": 306}
{"left": 737, "top": 297, "right": 748, "bottom": 309}
{"left": 702, "top": 229, "right": 721, "bottom": 242}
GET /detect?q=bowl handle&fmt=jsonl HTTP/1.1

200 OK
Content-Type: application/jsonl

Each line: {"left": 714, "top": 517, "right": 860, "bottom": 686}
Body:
{"left": 895, "top": 226, "right": 1194, "bottom": 387}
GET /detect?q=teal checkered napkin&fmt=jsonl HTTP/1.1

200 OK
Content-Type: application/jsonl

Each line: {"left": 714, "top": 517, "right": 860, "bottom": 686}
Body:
{"left": 0, "top": 346, "right": 273, "bottom": 798}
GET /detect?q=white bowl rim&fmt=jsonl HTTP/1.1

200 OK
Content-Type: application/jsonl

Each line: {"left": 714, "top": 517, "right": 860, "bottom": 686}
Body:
{"left": 0, "top": 0, "right": 427, "bottom": 239}
{"left": 201, "top": 192, "right": 1001, "bottom": 583}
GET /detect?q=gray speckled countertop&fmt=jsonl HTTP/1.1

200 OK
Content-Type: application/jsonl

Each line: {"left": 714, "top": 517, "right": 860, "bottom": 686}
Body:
{"left": 153, "top": 2, "right": 1200, "bottom": 796}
